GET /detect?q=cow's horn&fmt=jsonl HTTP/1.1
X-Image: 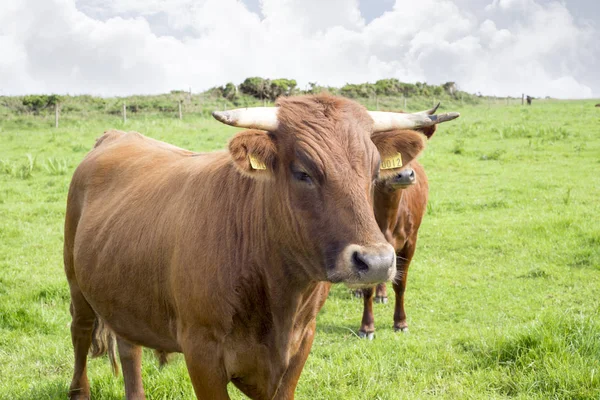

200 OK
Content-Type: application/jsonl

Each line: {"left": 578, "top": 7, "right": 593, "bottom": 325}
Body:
{"left": 416, "top": 102, "right": 440, "bottom": 116}
{"left": 212, "top": 107, "right": 279, "bottom": 131}
{"left": 369, "top": 110, "right": 460, "bottom": 132}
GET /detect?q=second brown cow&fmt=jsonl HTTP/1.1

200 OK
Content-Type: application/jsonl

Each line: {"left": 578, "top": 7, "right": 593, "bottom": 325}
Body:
{"left": 356, "top": 107, "right": 440, "bottom": 339}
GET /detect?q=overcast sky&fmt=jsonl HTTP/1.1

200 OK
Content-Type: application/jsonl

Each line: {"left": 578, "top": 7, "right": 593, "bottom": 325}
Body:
{"left": 1, "top": 0, "right": 598, "bottom": 98}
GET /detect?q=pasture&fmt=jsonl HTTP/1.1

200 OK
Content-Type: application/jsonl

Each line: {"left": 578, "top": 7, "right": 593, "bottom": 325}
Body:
{"left": 1, "top": 99, "right": 599, "bottom": 399}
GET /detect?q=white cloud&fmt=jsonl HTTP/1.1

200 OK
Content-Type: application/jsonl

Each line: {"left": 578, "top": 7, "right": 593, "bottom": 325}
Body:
{"left": 0, "top": 0, "right": 597, "bottom": 98}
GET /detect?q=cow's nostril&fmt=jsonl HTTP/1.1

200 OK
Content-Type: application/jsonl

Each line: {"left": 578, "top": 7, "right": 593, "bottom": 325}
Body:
{"left": 409, "top": 170, "right": 415, "bottom": 179}
{"left": 352, "top": 251, "right": 369, "bottom": 272}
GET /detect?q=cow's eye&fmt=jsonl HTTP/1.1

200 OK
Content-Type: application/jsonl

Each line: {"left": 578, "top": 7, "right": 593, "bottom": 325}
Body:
{"left": 292, "top": 170, "right": 313, "bottom": 185}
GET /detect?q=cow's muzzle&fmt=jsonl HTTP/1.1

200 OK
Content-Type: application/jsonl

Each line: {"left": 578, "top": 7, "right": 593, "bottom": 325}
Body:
{"left": 389, "top": 167, "right": 416, "bottom": 189}
{"left": 333, "top": 243, "right": 396, "bottom": 287}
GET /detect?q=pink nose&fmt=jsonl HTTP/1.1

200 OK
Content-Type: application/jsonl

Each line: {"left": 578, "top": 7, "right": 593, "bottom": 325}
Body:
{"left": 349, "top": 244, "right": 396, "bottom": 284}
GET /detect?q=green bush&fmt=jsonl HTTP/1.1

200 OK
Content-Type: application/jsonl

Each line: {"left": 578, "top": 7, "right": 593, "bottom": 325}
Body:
{"left": 22, "top": 95, "right": 63, "bottom": 113}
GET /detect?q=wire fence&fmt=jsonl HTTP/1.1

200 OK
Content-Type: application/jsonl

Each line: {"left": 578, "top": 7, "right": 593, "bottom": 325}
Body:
{"left": 0, "top": 92, "right": 541, "bottom": 129}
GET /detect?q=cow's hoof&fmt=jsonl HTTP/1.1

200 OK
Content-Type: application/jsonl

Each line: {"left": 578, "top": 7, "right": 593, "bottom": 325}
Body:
{"left": 352, "top": 290, "right": 363, "bottom": 299}
{"left": 394, "top": 326, "right": 409, "bottom": 333}
{"left": 374, "top": 296, "right": 388, "bottom": 304}
{"left": 358, "top": 331, "right": 374, "bottom": 340}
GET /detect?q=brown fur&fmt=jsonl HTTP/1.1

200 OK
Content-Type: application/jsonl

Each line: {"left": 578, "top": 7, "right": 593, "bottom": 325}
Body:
{"left": 64, "top": 94, "right": 428, "bottom": 399}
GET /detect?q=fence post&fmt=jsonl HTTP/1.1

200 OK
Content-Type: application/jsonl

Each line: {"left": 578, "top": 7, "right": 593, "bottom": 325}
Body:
{"left": 55, "top": 103, "right": 59, "bottom": 128}
{"left": 521, "top": 93, "right": 524, "bottom": 105}
{"left": 123, "top": 102, "right": 127, "bottom": 123}
{"left": 179, "top": 100, "right": 183, "bottom": 120}
{"left": 403, "top": 96, "right": 407, "bottom": 110}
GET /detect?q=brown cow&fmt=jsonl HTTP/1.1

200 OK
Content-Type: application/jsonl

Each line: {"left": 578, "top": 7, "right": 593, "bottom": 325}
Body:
{"left": 356, "top": 106, "right": 440, "bottom": 339}
{"left": 64, "top": 95, "right": 458, "bottom": 399}
{"left": 357, "top": 161, "right": 429, "bottom": 338}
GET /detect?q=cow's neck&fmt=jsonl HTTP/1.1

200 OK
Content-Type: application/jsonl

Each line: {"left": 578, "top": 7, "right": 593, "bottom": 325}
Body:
{"left": 374, "top": 185, "right": 405, "bottom": 235}
{"left": 231, "top": 250, "right": 328, "bottom": 395}
{"left": 227, "top": 179, "right": 330, "bottom": 392}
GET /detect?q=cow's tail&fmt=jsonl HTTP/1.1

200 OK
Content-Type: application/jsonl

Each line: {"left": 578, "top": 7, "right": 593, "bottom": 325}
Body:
{"left": 89, "top": 315, "right": 120, "bottom": 377}
{"left": 88, "top": 314, "right": 172, "bottom": 374}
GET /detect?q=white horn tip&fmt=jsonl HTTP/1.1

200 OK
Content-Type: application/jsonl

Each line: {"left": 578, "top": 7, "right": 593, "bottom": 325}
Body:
{"left": 431, "top": 112, "right": 460, "bottom": 124}
{"left": 212, "top": 111, "right": 232, "bottom": 125}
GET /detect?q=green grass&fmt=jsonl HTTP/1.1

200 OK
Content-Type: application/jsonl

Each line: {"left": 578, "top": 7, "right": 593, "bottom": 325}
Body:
{"left": 1, "top": 99, "right": 599, "bottom": 399}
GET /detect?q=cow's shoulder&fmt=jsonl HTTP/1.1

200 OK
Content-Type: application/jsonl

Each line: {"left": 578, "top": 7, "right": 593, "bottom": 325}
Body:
{"left": 94, "top": 129, "right": 130, "bottom": 148}
{"left": 93, "top": 130, "right": 197, "bottom": 157}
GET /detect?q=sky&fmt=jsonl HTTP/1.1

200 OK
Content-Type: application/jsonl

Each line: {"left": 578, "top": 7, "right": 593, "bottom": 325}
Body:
{"left": 0, "top": 0, "right": 598, "bottom": 98}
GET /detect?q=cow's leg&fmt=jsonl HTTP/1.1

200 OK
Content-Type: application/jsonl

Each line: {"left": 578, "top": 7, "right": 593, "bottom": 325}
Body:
{"left": 117, "top": 337, "right": 146, "bottom": 400}
{"left": 374, "top": 282, "right": 388, "bottom": 304}
{"left": 272, "top": 319, "right": 317, "bottom": 400}
{"left": 68, "top": 288, "right": 96, "bottom": 400}
{"left": 358, "top": 286, "right": 375, "bottom": 339}
{"left": 181, "top": 338, "right": 230, "bottom": 400}
{"left": 393, "top": 245, "right": 416, "bottom": 332}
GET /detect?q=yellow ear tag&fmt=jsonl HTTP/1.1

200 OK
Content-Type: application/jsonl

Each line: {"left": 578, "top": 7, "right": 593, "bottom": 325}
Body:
{"left": 248, "top": 154, "right": 267, "bottom": 170}
{"left": 380, "top": 153, "right": 403, "bottom": 170}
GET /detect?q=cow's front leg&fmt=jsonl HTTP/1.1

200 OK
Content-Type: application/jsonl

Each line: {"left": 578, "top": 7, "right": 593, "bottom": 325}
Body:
{"left": 272, "top": 320, "right": 317, "bottom": 400}
{"left": 181, "top": 336, "right": 230, "bottom": 400}
{"left": 358, "top": 286, "right": 375, "bottom": 339}
{"left": 393, "top": 246, "right": 415, "bottom": 333}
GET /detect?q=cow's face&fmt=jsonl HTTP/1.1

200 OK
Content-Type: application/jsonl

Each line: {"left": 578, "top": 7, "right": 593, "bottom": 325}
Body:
{"left": 227, "top": 96, "right": 427, "bottom": 287}
{"left": 372, "top": 124, "right": 436, "bottom": 192}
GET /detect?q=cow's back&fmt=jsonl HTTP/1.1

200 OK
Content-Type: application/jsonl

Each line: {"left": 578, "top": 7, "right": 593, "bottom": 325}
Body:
{"left": 65, "top": 131, "right": 229, "bottom": 351}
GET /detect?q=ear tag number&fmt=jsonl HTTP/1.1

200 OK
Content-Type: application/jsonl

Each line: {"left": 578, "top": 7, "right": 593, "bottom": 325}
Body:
{"left": 248, "top": 154, "right": 267, "bottom": 170}
{"left": 380, "top": 153, "right": 403, "bottom": 170}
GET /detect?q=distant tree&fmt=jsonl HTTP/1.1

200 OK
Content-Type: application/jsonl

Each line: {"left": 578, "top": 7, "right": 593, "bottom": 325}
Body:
{"left": 307, "top": 82, "right": 318, "bottom": 93}
{"left": 270, "top": 79, "right": 297, "bottom": 99}
{"left": 222, "top": 82, "right": 238, "bottom": 101}
{"left": 22, "top": 94, "right": 62, "bottom": 113}
{"left": 239, "top": 77, "right": 269, "bottom": 100}
{"left": 239, "top": 77, "right": 297, "bottom": 101}
{"left": 442, "top": 82, "right": 457, "bottom": 96}
{"left": 22, "top": 95, "right": 47, "bottom": 112}
{"left": 341, "top": 83, "right": 375, "bottom": 98}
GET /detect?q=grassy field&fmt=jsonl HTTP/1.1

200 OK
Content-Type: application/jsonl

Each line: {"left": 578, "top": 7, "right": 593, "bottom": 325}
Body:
{"left": 1, "top": 99, "right": 599, "bottom": 399}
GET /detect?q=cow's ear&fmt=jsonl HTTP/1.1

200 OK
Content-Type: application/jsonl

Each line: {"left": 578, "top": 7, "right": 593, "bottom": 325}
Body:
{"left": 371, "top": 130, "right": 426, "bottom": 178}
{"left": 418, "top": 125, "right": 436, "bottom": 139}
{"left": 228, "top": 129, "right": 277, "bottom": 179}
